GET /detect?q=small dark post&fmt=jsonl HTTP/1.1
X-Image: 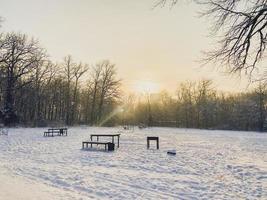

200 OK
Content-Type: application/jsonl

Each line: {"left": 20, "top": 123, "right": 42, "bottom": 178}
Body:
{"left": 117, "top": 135, "right": 120, "bottom": 148}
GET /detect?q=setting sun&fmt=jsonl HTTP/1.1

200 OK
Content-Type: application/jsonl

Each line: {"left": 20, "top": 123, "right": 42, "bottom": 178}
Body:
{"left": 133, "top": 80, "right": 160, "bottom": 93}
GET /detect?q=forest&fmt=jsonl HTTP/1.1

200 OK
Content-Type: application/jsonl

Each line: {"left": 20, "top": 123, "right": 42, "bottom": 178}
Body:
{"left": 123, "top": 80, "right": 267, "bottom": 131}
{"left": 0, "top": 31, "right": 265, "bottom": 131}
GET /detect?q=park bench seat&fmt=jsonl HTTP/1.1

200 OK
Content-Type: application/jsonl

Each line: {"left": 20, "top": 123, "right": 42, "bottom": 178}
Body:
{"left": 90, "top": 134, "right": 120, "bottom": 148}
{"left": 82, "top": 141, "right": 115, "bottom": 151}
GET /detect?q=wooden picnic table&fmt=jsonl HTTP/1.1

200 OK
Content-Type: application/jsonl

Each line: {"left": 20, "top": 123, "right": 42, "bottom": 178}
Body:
{"left": 82, "top": 141, "right": 115, "bottom": 151}
{"left": 90, "top": 134, "right": 121, "bottom": 148}
{"left": 44, "top": 128, "right": 68, "bottom": 137}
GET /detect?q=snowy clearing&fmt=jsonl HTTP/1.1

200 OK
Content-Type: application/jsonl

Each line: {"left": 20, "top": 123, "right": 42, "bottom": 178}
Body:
{"left": 0, "top": 127, "right": 266, "bottom": 199}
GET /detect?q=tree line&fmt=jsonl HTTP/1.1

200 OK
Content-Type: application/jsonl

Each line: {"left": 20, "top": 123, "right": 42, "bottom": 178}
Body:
{"left": 0, "top": 31, "right": 267, "bottom": 131}
{"left": 120, "top": 80, "right": 267, "bottom": 132}
{"left": 0, "top": 32, "right": 121, "bottom": 126}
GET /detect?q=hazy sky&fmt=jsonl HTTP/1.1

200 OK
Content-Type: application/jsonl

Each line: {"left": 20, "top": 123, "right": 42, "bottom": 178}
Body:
{"left": 0, "top": 0, "right": 251, "bottom": 93}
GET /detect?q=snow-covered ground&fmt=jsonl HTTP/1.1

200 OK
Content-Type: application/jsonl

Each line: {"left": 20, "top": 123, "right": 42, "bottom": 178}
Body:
{"left": 0, "top": 127, "right": 266, "bottom": 199}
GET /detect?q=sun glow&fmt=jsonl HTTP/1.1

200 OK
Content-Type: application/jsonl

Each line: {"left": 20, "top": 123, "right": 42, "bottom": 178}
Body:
{"left": 133, "top": 80, "right": 160, "bottom": 93}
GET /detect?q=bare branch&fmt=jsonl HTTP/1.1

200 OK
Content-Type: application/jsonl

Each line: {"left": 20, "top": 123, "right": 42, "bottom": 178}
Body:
{"left": 157, "top": 0, "right": 267, "bottom": 76}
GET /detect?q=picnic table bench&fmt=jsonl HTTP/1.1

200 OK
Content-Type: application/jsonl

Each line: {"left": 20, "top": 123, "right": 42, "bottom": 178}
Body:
{"left": 82, "top": 141, "right": 115, "bottom": 151}
{"left": 43, "top": 128, "right": 68, "bottom": 137}
{"left": 82, "top": 134, "right": 120, "bottom": 151}
{"left": 90, "top": 134, "right": 121, "bottom": 148}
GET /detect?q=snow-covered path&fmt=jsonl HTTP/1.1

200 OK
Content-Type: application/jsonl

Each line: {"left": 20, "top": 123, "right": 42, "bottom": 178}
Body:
{"left": 0, "top": 127, "right": 266, "bottom": 199}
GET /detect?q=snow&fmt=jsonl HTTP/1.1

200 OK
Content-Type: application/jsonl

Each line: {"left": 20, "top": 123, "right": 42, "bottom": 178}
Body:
{"left": 0, "top": 127, "right": 266, "bottom": 199}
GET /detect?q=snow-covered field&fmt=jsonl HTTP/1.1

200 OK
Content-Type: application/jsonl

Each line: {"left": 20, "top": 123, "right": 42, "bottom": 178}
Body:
{"left": 0, "top": 127, "right": 266, "bottom": 200}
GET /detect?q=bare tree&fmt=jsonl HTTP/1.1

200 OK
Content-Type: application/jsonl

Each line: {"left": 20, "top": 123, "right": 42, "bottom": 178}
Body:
{"left": 71, "top": 62, "right": 89, "bottom": 124}
{"left": 176, "top": 81, "right": 195, "bottom": 128}
{"left": 157, "top": 0, "right": 267, "bottom": 75}
{"left": 97, "top": 60, "right": 121, "bottom": 123}
{"left": 252, "top": 82, "right": 267, "bottom": 131}
{"left": 80, "top": 81, "right": 94, "bottom": 124}
{"left": 89, "top": 63, "right": 102, "bottom": 124}
{"left": 62, "top": 55, "right": 75, "bottom": 125}
{"left": 0, "top": 32, "right": 46, "bottom": 125}
{"left": 33, "top": 60, "right": 56, "bottom": 125}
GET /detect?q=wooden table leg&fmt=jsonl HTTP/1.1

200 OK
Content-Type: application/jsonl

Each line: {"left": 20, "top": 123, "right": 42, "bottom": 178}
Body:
{"left": 117, "top": 136, "right": 120, "bottom": 148}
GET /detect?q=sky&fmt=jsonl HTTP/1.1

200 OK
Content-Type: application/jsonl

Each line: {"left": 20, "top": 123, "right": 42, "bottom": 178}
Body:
{"left": 0, "top": 0, "right": 251, "bottom": 93}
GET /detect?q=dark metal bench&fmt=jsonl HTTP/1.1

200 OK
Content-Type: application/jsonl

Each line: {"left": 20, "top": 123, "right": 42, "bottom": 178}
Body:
{"left": 82, "top": 141, "right": 115, "bottom": 151}
{"left": 90, "top": 134, "right": 120, "bottom": 148}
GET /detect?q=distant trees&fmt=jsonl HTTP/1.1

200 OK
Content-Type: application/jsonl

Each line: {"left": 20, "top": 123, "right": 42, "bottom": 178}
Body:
{"left": 177, "top": 81, "right": 195, "bottom": 128}
{"left": 63, "top": 55, "right": 75, "bottom": 125}
{"left": 61, "top": 55, "right": 89, "bottom": 125}
{"left": 85, "top": 60, "right": 121, "bottom": 125}
{"left": 121, "top": 80, "right": 267, "bottom": 131}
{"left": 0, "top": 23, "right": 266, "bottom": 131}
{"left": 30, "top": 60, "right": 55, "bottom": 126}
{"left": 71, "top": 61, "right": 89, "bottom": 124}
{"left": 250, "top": 83, "right": 267, "bottom": 131}
{"left": 150, "top": 0, "right": 267, "bottom": 131}
{"left": 89, "top": 63, "right": 103, "bottom": 124}
{"left": 0, "top": 30, "right": 121, "bottom": 126}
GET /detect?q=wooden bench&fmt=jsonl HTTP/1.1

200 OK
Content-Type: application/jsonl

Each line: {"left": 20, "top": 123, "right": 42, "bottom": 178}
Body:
{"left": 82, "top": 141, "right": 115, "bottom": 151}
{"left": 43, "top": 128, "right": 68, "bottom": 137}
{"left": 90, "top": 134, "right": 120, "bottom": 148}
{"left": 48, "top": 128, "right": 68, "bottom": 136}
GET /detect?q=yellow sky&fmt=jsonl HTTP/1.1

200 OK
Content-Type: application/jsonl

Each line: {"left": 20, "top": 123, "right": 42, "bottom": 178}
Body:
{"left": 0, "top": 0, "right": 251, "bottom": 93}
